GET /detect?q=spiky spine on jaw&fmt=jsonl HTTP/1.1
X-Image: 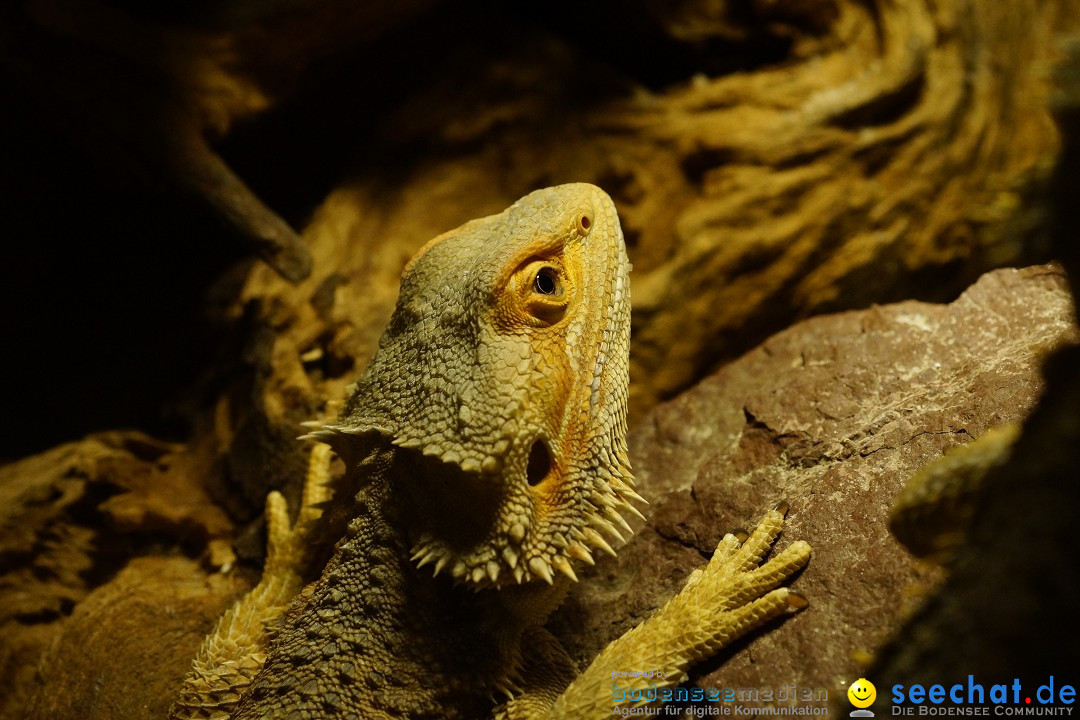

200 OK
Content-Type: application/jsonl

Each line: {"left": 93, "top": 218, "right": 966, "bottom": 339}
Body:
{"left": 407, "top": 459, "right": 644, "bottom": 589}
{"left": 301, "top": 423, "right": 644, "bottom": 588}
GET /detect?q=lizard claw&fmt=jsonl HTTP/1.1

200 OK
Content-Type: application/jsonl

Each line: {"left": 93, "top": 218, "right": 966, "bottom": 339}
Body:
{"left": 263, "top": 445, "right": 333, "bottom": 577}
{"left": 786, "top": 591, "right": 810, "bottom": 611}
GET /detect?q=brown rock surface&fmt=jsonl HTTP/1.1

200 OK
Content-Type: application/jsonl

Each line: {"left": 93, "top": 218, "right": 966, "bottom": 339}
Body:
{"left": 551, "top": 264, "right": 1077, "bottom": 700}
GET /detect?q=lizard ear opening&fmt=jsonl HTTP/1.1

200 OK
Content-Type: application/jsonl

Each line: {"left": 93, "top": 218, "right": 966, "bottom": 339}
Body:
{"left": 526, "top": 440, "right": 552, "bottom": 487}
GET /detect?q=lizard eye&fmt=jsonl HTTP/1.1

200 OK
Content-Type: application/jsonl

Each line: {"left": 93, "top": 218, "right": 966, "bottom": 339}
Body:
{"left": 509, "top": 259, "right": 571, "bottom": 326}
{"left": 533, "top": 267, "right": 561, "bottom": 296}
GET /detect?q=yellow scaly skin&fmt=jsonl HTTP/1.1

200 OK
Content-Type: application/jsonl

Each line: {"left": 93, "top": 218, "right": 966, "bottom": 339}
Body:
{"left": 171, "top": 184, "right": 812, "bottom": 719}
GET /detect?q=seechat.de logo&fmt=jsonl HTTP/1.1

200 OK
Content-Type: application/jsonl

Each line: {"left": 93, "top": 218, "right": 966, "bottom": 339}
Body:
{"left": 849, "top": 678, "right": 878, "bottom": 718}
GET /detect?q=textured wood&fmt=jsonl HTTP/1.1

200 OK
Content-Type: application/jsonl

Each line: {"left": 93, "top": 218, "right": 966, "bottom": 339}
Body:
{"left": 231, "top": 0, "right": 1079, "bottom": 432}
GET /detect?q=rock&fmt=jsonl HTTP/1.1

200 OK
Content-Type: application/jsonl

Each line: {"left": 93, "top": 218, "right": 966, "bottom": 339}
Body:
{"left": 0, "top": 432, "right": 245, "bottom": 719}
{"left": 866, "top": 40, "right": 1080, "bottom": 698}
{"left": 26, "top": 557, "right": 245, "bottom": 720}
{"left": 551, "top": 264, "right": 1078, "bottom": 698}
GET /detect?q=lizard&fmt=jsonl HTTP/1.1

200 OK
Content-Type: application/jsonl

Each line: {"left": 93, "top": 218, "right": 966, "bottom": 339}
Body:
{"left": 170, "top": 182, "right": 813, "bottom": 719}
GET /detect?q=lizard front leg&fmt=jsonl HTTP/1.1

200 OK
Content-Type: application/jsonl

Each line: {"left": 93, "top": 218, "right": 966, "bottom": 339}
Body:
{"left": 170, "top": 445, "right": 332, "bottom": 720}
{"left": 518, "top": 503, "right": 811, "bottom": 719}
{"left": 493, "top": 627, "right": 578, "bottom": 720}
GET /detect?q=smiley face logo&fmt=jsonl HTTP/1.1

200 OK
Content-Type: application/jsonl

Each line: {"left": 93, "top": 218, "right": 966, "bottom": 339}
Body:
{"left": 848, "top": 678, "right": 877, "bottom": 709}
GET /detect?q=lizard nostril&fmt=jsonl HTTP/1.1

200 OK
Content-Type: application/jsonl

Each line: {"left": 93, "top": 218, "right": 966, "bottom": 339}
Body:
{"left": 526, "top": 440, "right": 552, "bottom": 486}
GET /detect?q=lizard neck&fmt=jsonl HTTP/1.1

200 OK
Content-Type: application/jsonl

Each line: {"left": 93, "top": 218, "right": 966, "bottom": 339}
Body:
{"left": 235, "top": 446, "right": 565, "bottom": 719}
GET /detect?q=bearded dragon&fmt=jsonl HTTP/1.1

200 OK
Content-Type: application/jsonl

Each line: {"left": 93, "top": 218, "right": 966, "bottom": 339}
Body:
{"left": 171, "top": 183, "right": 812, "bottom": 719}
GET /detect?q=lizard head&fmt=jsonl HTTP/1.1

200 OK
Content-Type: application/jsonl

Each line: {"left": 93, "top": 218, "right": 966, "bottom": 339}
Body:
{"left": 319, "top": 183, "right": 641, "bottom": 587}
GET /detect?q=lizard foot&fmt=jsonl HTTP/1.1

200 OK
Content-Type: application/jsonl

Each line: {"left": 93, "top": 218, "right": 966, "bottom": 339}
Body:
{"left": 263, "top": 443, "right": 333, "bottom": 580}
{"left": 543, "top": 503, "right": 811, "bottom": 719}
{"left": 676, "top": 502, "right": 812, "bottom": 652}
{"left": 170, "top": 444, "right": 333, "bottom": 720}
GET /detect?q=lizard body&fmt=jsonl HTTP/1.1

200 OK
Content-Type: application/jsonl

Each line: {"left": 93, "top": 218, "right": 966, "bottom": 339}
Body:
{"left": 172, "top": 183, "right": 811, "bottom": 719}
